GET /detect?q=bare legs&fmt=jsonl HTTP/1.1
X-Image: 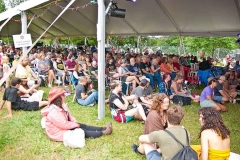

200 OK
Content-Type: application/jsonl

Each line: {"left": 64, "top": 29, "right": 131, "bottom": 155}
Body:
{"left": 125, "top": 103, "right": 146, "bottom": 121}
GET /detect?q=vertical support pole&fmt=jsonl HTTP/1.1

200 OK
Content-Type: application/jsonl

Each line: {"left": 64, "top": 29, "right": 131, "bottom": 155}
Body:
{"left": 67, "top": 37, "right": 70, "bottom": 48}
{"left": 106, "top": 36, "right": 110, "bottom": 47}
{"left": 21, "top": 11, "right": 28, "bottom": 57}
{"left": 84, "top": 37, "right": 87, "bottom": 46}
{"left": 97, "top": 0, "right": 106, "bottom": 120}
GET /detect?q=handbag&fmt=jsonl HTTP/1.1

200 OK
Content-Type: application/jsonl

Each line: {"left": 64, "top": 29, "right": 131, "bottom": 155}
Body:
{"left": 63, "top": 128, "right": 85, "bottom": 148}
{"left": 111, "top": 109, "right": 126, "bottom": 123}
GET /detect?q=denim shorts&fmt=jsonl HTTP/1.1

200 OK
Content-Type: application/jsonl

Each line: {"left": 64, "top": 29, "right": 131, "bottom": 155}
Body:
{"left": 213, "top": 96, "right": 223, "bottom": 102}
{"left": 200, "top": 100, "right": 216, "bottom": 108}
{"left": 146, "top": 150, "right": 162, "bottom": 160}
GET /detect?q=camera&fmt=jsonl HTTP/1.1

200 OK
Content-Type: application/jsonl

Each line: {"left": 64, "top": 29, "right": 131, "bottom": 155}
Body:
{"left": 34, "top": 80, "right": 38, "bottom": 85}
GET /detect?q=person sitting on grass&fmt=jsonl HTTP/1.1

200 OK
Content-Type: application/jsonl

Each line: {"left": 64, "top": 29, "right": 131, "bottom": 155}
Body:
{"left": 0, "top": 78, "right": 48, "bottom": 118}
{"left": 200, "top": 77, "right": 227, "bottom": 112}
{"left": 133, "top": 106, "right": 190, "bottom": 160}
{"left": 213, "top": 75, "right": 237, "bottom": 104}
{"left": 131, "top": 78, "right": 153, "bottom": 108}
{"left": 158, "top": 73, "right": 173, "bottom": 99}
{"left": 109, "top": 80, "right": 147, "bottom": 123}
{"left": 75, "top": 76, "right": 98, "bottom": 106}
{"left": 41, "top": 87, "right": 112, "bottom": 142}
{"left": 191, "top": 107, "right": 230, "bottom": 160}
{"left": 171, "top": 74, "right": 200, "bottom": 102}
{"left": 132, "top": 93, "right": 169, "bottom": 153}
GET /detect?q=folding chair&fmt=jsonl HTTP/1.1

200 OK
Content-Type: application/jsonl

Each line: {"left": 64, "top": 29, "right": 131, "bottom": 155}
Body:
{"left": 187, "top": 71, "right": 200, "bottom": 89}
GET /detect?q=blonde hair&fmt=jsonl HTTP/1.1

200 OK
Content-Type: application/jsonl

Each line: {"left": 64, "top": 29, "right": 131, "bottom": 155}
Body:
{"left": 109, "top": 80, "right": 121, "bottom": 90}
{"left": 174, "top": 74, "right": 183, "bottom": 82}
{"left": 2, "top": 56, "right": 9, "bottom": 63}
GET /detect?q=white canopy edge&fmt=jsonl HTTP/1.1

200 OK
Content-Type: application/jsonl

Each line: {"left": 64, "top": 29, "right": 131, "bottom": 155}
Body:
{"left": 0, "top": 0, "right": 50, "bottom": 22}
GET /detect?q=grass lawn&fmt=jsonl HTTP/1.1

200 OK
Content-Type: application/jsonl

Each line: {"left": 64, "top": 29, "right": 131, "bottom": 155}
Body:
{"left": 0, "top": 85, "right": 239, "bottom": 160}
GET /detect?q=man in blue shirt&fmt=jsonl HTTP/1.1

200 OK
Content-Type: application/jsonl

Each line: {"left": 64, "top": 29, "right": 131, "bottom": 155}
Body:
{"left": 234, "top": 60, "right": 240, "bottom": 72}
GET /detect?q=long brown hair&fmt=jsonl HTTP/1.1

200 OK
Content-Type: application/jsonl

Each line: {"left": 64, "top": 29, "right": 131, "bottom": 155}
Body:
{"left": 51, "top": 96, "right": 63, "bottom": 108}
{"left": 198, "top": 107, "right": 230, "bottom": 140}
{"left": 151, "top": 93, "right": 169, "bottom": 114}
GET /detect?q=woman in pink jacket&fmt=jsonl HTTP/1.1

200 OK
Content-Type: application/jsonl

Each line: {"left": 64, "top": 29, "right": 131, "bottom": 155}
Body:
{"left": 41, "top": 87, "right": 112, "bottom": 141}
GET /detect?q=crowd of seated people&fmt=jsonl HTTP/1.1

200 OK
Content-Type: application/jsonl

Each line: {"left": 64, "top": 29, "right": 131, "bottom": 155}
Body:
{"left": 0, "top": 43, "right": 238, "bottom": 159}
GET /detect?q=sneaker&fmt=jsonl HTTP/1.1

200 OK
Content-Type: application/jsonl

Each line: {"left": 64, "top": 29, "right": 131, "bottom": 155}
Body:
{"left": 87, "top": 102, "right": 95, "bottom": 107}
{"left": 48, "top": 84, "right": 52, "bottom": 88}
{"left": 54, "top": 80, "right": 62, "bottom": 84}
{"left": 233, "top": 99, "right": 236, "bottom": 104}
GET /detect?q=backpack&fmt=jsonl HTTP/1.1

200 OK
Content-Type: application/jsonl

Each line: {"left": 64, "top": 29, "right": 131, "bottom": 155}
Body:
{"left": 164, "top": 128, "right": 198, "bottom": 160}
{"left": 172, "top": 95, "right": 191, "bottom": 106}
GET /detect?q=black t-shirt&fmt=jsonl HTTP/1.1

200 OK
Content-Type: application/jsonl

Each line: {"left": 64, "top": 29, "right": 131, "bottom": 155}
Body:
{"left": 109, "top": 92, "right": 125, "bottom": 110}
{"left": 127, "top": 64, "right": 139, "bottom": 75}
{"left": 3, "top": 86, "right": 22, "bottom": 110}
{"left": 214, "top": 82, "right": 223, "bottom": 96}
{"left": 90, "top": 66, "right": 98, "bottom": 74}
{"left": 139, "top": 62, "right": 151, "bottom": 74}
{"left": 106, "top": 62, "right": 116, "bottom": 71}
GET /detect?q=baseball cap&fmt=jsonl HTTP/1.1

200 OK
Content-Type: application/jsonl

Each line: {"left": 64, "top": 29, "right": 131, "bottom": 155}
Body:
{"left": 140, "top": 79, "right": 148, "bottom": 86}
{"left": 207, "top": 77, "right": 216, "bottom": 82}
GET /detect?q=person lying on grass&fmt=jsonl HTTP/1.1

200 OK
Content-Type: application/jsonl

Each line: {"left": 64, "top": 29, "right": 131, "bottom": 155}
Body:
{"left": 0, "top": 78, "right": 48, "bottom": 118}
{"left": 132, "top": 93, "right": 169, "bottom": 152}
{"left": 133, "top": 106, "right": 191, "bottom": 160}
{"left": 191, "top": 107, "right": 230, "bottom": 160}
{"left": 109, "top": 80, "right": 147, "bottom": 123}
{"left": 41, "top": 87, "right": 112, "bottom": 142}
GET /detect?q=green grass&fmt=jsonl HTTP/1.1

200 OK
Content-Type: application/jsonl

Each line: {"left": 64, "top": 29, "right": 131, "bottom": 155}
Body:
{"left": 0, "top": 86, "right": 239, "bottom": 160}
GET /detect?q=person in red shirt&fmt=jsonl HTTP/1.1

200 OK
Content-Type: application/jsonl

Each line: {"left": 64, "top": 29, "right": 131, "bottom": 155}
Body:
{"left": 65, "top": 55, "right": 76, "bottom": 73}
{"left": 172, "top": 56, "right": 181, "bottom": 72}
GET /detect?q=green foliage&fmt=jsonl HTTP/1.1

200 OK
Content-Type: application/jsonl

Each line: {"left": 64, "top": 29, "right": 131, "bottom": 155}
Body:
{"left": 0, "top": 0, "right": 6, "bottom": 13}
{"left": 7, "top": 0, "right": 28, "bottom": 8}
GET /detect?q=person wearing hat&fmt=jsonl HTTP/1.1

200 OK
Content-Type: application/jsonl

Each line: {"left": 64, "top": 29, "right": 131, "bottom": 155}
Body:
{"left": 213, "top": 75, "right": 237, "bottom": 104}
{"left": 0, "top": 78, "right": 48, "bottom": 118}
{"left": 199, "top": 77, "right": 227, "bottom": 112}
{"left": 41, "top": 87, "right": 112, "bottom": 142}
{"left": 131, "top": 78, "right": 153, "bottom": 108}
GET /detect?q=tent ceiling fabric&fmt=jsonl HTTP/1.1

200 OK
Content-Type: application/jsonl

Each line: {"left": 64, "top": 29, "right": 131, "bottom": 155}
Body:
{"left": 1, "top": 0, "right": 240, "bottom": 38}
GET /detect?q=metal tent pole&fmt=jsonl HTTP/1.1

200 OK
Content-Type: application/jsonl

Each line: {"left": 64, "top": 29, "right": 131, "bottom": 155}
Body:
{"left": 97, "top": 0, "right": 106, "bottom": 120}
{"left": 21, "top": 11, "right": 28, "bottom": 57}
{"left": 0, "top": 0, "right": 76, "bottom": 86}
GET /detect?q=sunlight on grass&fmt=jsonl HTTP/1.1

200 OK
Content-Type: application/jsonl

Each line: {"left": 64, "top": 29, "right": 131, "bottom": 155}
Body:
{"left": 0, "top": 85, "right": 239, "bottom": 159}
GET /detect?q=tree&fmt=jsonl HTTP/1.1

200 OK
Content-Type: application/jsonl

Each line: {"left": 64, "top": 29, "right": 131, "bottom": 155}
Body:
{"left": 7, "top": 0, "right": 28, "bottom": 8}
{"left": 0, "top": 0, "right": 6, "bottom": 13}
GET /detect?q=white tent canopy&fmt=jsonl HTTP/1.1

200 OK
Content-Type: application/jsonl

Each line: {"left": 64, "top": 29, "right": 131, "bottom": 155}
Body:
{"left": 1, "top": 0, "right": 240, "bottom": 38}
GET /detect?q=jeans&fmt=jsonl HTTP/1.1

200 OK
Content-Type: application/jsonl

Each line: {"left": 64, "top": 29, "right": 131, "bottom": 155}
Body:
{"left": 143, "top": 73, "right": 154, "bottom": 88}
{"left": 170, "top": 72, "right": 177, "bottom": 80}
{"left": 77, "top": 91, "right": 98, "bottom": 106}
{"left": 146, "top": 150, "right": 162, "bottom": 160}
{"left": 154, "top": 72, "right": 162, "bottom": 86}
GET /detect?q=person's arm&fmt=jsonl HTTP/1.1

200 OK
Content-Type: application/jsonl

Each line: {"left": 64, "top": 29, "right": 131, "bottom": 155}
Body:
{"left": 40, "top": 63, "right": 48, "bottom": 70}
{"left": 172, "top": 83, "right": 186, "bottom": 94}
{"left": 112, "top": 97, "right": 129, "bottom": 110}
{"left": 73, "top": 71, "right": 80, "bottom": 79}
{"left": 139, "top": 135, "right": 152, "bottom": 144}
{"left": 151, "top": 65, "right": 160, "bottom": 73}
{"left": 118, "top": 67, "right": 130, "bottom": 76}
{"left": 91, "top": 70, "right": 98, "bottom": 78}
{"left": 49, "top": 110, "right": 79, "bottom": 130}
{"left": 200, "top": 131, "right": 209, "bottom": 160}
{"left": 140, "top": 97, "right": 152, "bottom": 105}
{"left": 53, "top": 61, "right": 61, "bottom": 72}
{"left": 80, "top": 92, "right": 88, "bottom": 100}
{"left": 18, "top": 85, "right": 36, "bottom": 94}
